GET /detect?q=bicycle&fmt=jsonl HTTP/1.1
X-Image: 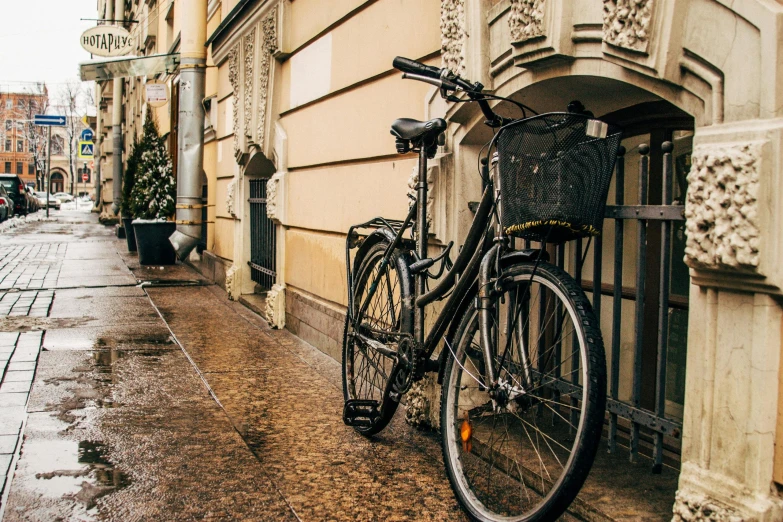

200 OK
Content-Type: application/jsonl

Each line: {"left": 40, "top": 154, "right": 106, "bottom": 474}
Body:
{"left": 342, "top": 56, "right": 622, "bottom": 521}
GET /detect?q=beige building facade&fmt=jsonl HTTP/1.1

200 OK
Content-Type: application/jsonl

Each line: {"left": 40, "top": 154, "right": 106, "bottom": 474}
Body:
{"left": 94, "top": 0, "right": 783, "bottom": 519}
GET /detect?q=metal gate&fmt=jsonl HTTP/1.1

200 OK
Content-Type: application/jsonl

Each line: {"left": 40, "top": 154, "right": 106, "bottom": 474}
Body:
{"left": 248, "top": 179, "right": 276, "bottom": 289}
{"left": 530, "top": 139, "right": 687, "bottom": 473}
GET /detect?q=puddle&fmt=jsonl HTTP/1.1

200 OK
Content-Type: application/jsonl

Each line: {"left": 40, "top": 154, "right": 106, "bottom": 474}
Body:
{"left": 137, "top": 279, "right": 209, "bottom": 287}
{"left": 26, "top": 438, "right": 130, "bottom": 510}
{"left": 0, "top": 316, "right": 90, "bottom": 332}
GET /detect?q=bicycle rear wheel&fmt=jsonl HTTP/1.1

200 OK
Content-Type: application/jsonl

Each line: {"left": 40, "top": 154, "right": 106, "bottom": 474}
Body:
{"left": 440, "top": 261, "right": 606, "bottom": 522}
{"left": 342, "top": 240, "right": 413, "bottom": 435}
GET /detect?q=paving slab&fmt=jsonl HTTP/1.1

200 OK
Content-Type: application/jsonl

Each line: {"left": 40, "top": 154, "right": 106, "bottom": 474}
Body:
{"left": 5, "top": 355, "right": 298, "bottom": 521}
{"left": 42, "top": 323, "right": 175, "bottom": 351}
{"left": 48, "top": 296, "right": 161, "bottom": 326}
{"left": 148, "top": 285, "right": 468, "bottom": 521}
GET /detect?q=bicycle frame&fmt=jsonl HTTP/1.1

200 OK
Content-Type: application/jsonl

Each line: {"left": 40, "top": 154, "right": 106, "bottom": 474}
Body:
{"left": 349, "top": 144, "right": 508, "bottom": 388}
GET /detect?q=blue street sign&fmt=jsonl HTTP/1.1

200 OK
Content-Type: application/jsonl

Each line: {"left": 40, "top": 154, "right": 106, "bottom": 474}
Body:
{"left": 33, "top": 114, "right": 66, "bottom": 127}
{"left": 80, "top": 128, "right": 94, "bottom": 142}
{"left": 78, "top": 141, "right": 94, "bottom": 158}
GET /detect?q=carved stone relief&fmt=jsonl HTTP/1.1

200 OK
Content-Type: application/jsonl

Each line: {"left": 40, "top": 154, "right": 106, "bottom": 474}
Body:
{"left": 257, "top": 8, "right": 278, "bottom": 147}
{"left": 672, "top": 491, "right": 745, "bottom": 522}
{"left": 509, "top": 0, "right": 546, "bottom": 42}
{"left": 440, "top": 0, "right": 466, "bottom": 76}
{"left": 684, "top": 143, "right": 760, "bottom": 271}
{"left": 228, "top": 43, "right": 240, "bottom": 156}
{"left": 266, "top": 175, "right": 279, "bottom": 221}
{"left": 226, "top": 177, "right": 237, "bottom": 218}
{"left": 243, "top": 29, "right": 256, "bottom": 140}
{"left": 603, "top": 0, "right": 653, "bottom": 52}
{"left": 225, "top": 264, "right": 240, "bottom": 301}
{"left": 265, "top": 283, "right": 286, "bottom": 329}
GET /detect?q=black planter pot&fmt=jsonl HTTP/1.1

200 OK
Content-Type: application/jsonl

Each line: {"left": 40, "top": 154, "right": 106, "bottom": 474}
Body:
{"left": 132, "top": 221, "right": 177, "bottom": 266}
{"left": 122, "top": 217, "right": 137, "bottom": 252}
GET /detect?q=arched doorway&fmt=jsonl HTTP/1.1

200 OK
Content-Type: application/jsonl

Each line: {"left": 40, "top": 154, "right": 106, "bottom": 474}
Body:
{"left": 49, "top": 171, "right": 65, "bottom": 194}
{"left": 445, "top": 73, "right": 697, "bottom": 518}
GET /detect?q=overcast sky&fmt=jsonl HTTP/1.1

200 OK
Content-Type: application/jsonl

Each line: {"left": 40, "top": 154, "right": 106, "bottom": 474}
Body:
{"left": 0, "top": 0, "right": 97, "bottom": 108}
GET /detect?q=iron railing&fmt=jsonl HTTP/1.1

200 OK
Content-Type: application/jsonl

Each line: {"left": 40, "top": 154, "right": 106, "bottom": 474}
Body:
{"left": 526, "top": 142, "right": 686, "bottom": 472}
{"left": 248, "top": 179, "right": 276, "bottom": 289}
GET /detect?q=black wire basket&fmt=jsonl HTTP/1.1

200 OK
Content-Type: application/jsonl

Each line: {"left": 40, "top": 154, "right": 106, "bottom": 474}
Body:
{"left": 496, "top": 113, "right": 622, "bottom": 243}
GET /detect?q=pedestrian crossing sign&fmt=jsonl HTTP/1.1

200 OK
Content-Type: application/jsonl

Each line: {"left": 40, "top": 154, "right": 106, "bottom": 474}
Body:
{"left": 78, "top": 141, "right": 94, "bottom": 159}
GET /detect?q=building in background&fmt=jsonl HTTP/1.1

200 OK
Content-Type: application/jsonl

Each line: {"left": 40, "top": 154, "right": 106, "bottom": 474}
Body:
{"left": 87, "top": 0, "right": 783, "bottom": 520}
{"left": 0, "top": 84, "right": 48, "bottom": 189}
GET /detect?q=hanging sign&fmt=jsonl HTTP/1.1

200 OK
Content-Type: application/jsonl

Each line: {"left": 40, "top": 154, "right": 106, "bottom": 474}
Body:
{"left": 80, "top": 26, "right": 134, "bottom": 57}
{"left": 145, "top": 80, "right": 168, "bottom": 108}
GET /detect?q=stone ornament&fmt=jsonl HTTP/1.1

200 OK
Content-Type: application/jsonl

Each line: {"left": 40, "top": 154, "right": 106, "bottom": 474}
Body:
{"left": 228, "top": 43, "right": 241, "bottom": 156}
{"left": 266, "top": 283, "right": 286, "bottom": 329}
{"left": 225, "top": 264, "right": 240, "bottom": 301}
{"left": 244, "top": 29, "right": 256, "bottom": 139}
{"left": 266, "top": 175, "right": 279, "bottom": 221}
{"left": 509, "top": 0, "right": 546, "bottom": 42}
{"left": 440, "top": 0, "right": 466, "bottom": 76}
{"left": 672, "top": 491, "right": 744, "bottom": 522}
{"left": 258, "top": 7, "right": 278, "bottom": 147}
{"left": 226, "top": 177, "right": 237, "bottom": 218}
{"left": 684, "top": 143, "right": 760, "bottom": 271}
{"left": 603, "top": 0, "right": 653, "bottom": 52}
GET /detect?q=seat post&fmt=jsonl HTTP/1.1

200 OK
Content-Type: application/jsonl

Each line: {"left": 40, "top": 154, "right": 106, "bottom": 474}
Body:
{"left": 414, "top": 145, "right": 428, "bottom": 345}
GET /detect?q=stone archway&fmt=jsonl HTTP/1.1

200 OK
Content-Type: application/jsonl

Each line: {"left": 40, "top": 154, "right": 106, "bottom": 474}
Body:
{"left": 438, "top": 0, "right": 783, "bottom": 518}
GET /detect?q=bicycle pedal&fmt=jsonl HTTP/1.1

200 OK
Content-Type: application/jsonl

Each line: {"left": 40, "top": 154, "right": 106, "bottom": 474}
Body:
{"left": 343, "top": 399, "right": 381, "bottom": 427}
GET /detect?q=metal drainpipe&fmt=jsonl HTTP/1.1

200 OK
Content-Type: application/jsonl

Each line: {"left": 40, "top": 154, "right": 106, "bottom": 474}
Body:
{"left": 94, "top": 82, "right": 102, "bottom": 205}
{"left": 169, "top": 0, "right": 207, "bottom": 260}
{"left": 110, "top": 0, "right": 123, "bottom": 215}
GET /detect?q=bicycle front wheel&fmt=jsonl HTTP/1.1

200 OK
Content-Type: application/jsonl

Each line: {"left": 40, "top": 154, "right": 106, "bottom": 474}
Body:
{"left": 441, "top": 261, "right": 606, "bottom": 522}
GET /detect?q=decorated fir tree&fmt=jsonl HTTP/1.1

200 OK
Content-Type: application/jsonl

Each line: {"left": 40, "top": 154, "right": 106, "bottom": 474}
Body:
{"left": 129, "top": 113, "right": 176, "bottom": 220}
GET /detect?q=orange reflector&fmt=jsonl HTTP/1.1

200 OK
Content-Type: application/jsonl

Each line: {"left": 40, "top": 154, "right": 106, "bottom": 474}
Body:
{"left": 460, "top": 418, "right": 472, "bottom": 453}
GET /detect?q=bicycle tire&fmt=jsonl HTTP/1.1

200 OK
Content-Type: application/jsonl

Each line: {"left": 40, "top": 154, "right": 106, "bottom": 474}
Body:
{"left": 440, "top": 261, "right": 606, "bottom": 522}
{"left": 342, "top": 240, "right": 413, "bottom": 435}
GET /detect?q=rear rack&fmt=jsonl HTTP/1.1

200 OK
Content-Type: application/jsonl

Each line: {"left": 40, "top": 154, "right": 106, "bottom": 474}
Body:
{"left": 345, "top": 216, "right": 413, "bottom": 323}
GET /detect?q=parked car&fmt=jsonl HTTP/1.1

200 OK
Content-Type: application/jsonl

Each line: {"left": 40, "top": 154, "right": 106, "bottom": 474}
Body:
{"left": 25, "top": 186, "right": 39, "bottom": 212}
{"left": 0, "top": 174, "right": 29, "bottom": 216}
{"left": 35, "top": 191, "right": 60, "bottom": 210}
{"left": 0, "top": 185, "right": 13, "bottom": 222}
{"left": 54, "top": 192, "right": 74, "bottom": 203}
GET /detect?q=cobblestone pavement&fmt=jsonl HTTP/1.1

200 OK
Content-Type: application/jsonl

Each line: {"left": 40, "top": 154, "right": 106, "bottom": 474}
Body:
{"left": 0, "top": 211, "right": 467, "bottom": 521}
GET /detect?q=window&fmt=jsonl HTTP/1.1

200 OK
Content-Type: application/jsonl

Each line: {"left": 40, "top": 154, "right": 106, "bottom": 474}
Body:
{"left": 17, "top": 99, "right": 24, "bottom": 110}
{"left": 16, "top": 162, "right": 22, "bottom": 175}
{"left": 3, "top": 140, "right": 8, "bottom": 152}
{"left": 4, "top": 162, "right": 9, "bottom": 173}
{"left": 16, "top": 140, "right": 23, "bottom": 152}
{"left": 4, "top": 100, "right": 11, "bottom": 110}
{"left": 28, "top": 141, "right": 34, "bottom": 153}
{"left": 16, "top": 121, "right": 23, "bottom": 132}
{"left": 51, "top": 135, "right": 64, "bottom": 156}
{"left": 28, "top": 163, "right": 34, "bottom": 175}
{"left": 5, "top": 120, "right": 10, "bottom": 131}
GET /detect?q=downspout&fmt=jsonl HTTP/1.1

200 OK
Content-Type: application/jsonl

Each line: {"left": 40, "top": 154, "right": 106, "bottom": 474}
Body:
{"left": 110, "top": 0, "right": 124, "bottom": 215}
{"left": 169, "top": 0, "right": 207, "bottom": 260}
{"left": 94, "top": 82, "right": 102, "bottom": 206}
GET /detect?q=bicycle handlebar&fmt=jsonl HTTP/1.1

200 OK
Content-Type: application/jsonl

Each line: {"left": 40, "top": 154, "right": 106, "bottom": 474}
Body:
{"left": 393, "top": 56, "right": 510, "bottom": 127}
{"left": 393, "top": 56, "right": 441, "bottom": 79}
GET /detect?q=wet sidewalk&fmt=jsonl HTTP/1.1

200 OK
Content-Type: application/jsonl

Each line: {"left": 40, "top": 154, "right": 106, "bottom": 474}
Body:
{"left": 0, "top": 211, "right": 464, "bottom": 521}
